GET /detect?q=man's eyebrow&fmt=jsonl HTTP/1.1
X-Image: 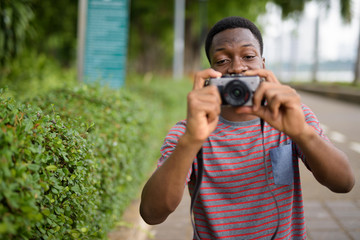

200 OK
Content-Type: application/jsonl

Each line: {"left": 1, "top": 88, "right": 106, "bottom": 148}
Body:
{"left": 242, "top": 43, "right": 256, "bottom": 48}
{"left": 214, "top": 47, "right": 226, "bottom": 52}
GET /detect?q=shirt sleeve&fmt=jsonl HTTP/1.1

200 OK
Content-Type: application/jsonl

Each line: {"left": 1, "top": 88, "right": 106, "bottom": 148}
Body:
{"left": 157, "top": 120, "right": 193, "bottom": 182}
{"left": 294, "top": 103, "right": 329, "bottom": 166}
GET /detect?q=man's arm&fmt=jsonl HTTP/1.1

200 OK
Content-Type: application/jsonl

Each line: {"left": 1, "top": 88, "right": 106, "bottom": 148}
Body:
{"left": 140, "top": 69, "right": 222, "bottom": 225}
{"left": 140, "top": 134, "right": 203, "bottom": 225}
{"left": 243, "top": 69, "right": 355, "bottom": 193}
{"left": 291, "top": 123, "right": 354, "bottom": 193}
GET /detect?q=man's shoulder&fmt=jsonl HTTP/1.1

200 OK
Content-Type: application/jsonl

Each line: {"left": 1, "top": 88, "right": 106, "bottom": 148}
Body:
{"left": 167, "top": 120, "right": 187, "bottom": 135}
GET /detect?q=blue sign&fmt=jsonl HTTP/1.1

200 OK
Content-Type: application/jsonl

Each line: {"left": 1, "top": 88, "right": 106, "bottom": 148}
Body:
{"left": 83, "top": 0, "right": 129, "bottom": 88}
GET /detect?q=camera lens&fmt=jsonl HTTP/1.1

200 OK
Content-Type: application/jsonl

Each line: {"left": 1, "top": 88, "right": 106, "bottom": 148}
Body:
{"left": 223, "top": 80, "right": 250, "bottom": 106}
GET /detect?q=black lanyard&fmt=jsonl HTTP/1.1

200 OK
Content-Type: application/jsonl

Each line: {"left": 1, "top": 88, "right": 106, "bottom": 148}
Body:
{"left": 190, "top": 148, "right": 203, "bottom": 240}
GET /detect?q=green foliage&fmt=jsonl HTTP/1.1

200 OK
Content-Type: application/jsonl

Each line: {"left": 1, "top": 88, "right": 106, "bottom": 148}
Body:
{"left": 0, "top": 0, "right": 34, "bottom": 65}
{"left": 0, "top": 0, "right": 354, "bottom": 74}
{"left": 126, "top": 73, "right": 191, "bottom": 132}
{"left": 0, "top": 80, "right": 169, "bottom": 239}
{"left": 30, "top": 83, "right": 155, "bottom": 224}
{"left": 128, "top": 0, "right": 174, "bottom": 73}
{"left": 27, "top": 0, "right": 78, "bottom": 66}
{"left": 0, "top": 50, "right": 77, "bottom": 100}
{"left": 339, "top": 0, "right": 352, "bottom": 23}
{"left": 271, "top": 0, "right": 309, "bottom": 19}
{"left": 0, "top": 0, "right": 77, "bottom": 67}
{"left": 271, "top": 0, "right": 352, "bottom": 22}
{"left": 128, "top": 0, "right": 270, "bottom": 73}
{"left": 0, "top": 91, "right": 98, "bottom": 239}
{"left": 205, "top": 0, "right": 269, "bottom": 26}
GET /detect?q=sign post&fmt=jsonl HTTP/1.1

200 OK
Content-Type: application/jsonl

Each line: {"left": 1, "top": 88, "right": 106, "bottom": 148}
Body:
{"left": 77, "top": 0, "right": 130, "bottom": 88}
{"left": 173, "top": 0, "right": 185, "bottom": 80}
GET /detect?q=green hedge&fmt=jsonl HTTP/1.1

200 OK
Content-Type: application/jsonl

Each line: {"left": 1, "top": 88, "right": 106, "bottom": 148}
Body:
{"left": 0, "top": 84, "right": 160, "bottom": 239}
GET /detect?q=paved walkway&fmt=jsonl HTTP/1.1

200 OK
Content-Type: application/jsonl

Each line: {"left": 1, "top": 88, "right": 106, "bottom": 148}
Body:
{"left": 109, "top": 161, "right": 360, "bottom": 240}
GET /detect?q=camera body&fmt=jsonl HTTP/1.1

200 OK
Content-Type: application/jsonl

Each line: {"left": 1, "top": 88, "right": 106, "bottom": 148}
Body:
{"left": 205, "top": 74, "right": 262, "bottom": 106}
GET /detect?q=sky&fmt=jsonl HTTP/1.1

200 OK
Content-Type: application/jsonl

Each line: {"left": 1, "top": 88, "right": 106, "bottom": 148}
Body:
{"left": 260, "top": 0, "right": 360, "bottom": 65}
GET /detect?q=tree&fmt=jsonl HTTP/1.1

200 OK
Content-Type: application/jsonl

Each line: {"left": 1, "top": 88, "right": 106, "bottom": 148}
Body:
{"left": 0, "top": 0, "right": 78, "bottom": 70}
{"left": 1, "top": 0, "right": 354, "bottom": 80}
{"left": 271, "top": 0, "right": 352, "bottom": 83}
{"left": 127, "top": 0, "right": 174, "bottom": 74}
{"left": 183, "top": 0, "right": 269, "bottom": 73}
{"left": 0, "top": 0, "right": 34, "bottom": 66}
{"left": 128, "top": 0, "right": 270, "bottom": 74}
{"left": 354, "top": 5, "right": 360, "bottom": 85}
{"left": 28, "top": 0, "right": 78, "bottom": 67}
{"left": 182, "top": 0, "right": 353, "bottom": 77}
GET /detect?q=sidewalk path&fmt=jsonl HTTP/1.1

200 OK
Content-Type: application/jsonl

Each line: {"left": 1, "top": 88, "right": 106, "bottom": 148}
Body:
{"left": 109, "top": 163, "right": 360, "bottom": 240}
{"left": 145, "top": 192, "right": 193, "bottom": 240}
{"left": 139, "top": 163, "right": 360, "bottom": 240}
{"left": 299, "top": 164, "right": 360, "bottom": 240}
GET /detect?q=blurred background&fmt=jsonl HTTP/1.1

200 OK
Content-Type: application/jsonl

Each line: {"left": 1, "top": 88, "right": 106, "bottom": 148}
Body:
{"left": 1, "top": 0, "right": 359, "bottom": 96}
{"left": 1, "top": 1, "right": 360, "bottom": 239}
{"left": 262, "top": 0, "right": 360, "bottom": 83}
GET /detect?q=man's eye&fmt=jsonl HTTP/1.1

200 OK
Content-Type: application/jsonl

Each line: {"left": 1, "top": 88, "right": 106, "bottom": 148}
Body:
{"left": 244, "top": 55, "right": 255, "bottom": 60}
{"left": 216, "top": 59, "right": 228, "bottom": 65}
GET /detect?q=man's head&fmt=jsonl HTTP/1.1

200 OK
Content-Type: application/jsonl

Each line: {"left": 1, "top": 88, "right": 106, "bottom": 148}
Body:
{"left": 205, "top": 16, "right": 265, "bottom": 74}
{"left": 205, "top": 16, "right": 263, "bottom": 62}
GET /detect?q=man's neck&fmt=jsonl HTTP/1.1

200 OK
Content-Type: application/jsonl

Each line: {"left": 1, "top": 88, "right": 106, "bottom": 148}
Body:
{"left": 220, "top": 107, "right": 258, "bottom": 122}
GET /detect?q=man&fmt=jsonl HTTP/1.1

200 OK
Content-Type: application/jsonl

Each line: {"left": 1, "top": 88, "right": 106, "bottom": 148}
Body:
{"left": 140, "top": 16, "right": 355, "bottom": 239}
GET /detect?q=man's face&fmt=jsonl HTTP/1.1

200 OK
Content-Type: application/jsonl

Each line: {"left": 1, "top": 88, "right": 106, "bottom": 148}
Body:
{"left": 209, "top": 28, "right": 265, "bottom": 75}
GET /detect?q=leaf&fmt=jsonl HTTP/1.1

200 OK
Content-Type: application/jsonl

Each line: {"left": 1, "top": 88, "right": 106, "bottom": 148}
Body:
{"left": 23, "top": 119, "right": 34, "bottom": 132}
{"left": 42, "top": 208, "right": 51, "bottom": 216}
{"left": 27, "top": 164, "right": 40, "bottom": 171}
{"left": 71, "top": 184, "right": 80, "bottom": 193}
{"left": 46, "top": 165, "right": 57, "bottom": 171}
{"left": 51, "top": 188, "right": 58, "bottom": 194}
{"left": 0, "top": 223, "right": 8, "bottom": 234}
{"left": 40, "top": 182, "right": 49, "bottom": 191}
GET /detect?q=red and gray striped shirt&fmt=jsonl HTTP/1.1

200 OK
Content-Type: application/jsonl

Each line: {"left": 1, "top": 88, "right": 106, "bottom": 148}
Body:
{"left": 158, "top": 104, "right": 327, "bottom": 239}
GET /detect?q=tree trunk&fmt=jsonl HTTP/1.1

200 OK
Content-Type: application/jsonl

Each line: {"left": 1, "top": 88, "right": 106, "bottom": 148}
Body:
{"left": 311, "top": 14, "right": 320, "bottom": 83}
{"left": 173, "top": 0, "right": 185, "bottom": 80}
{"left": 184, "top": 17, "right": 201, "bottom": 75}
{"left": 353, "top": 13, "right": 360, "bottom": 85}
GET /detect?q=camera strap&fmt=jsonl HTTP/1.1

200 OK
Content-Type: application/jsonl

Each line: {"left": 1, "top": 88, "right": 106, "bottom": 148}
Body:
{"left": 260, "top": 118, "right": 279, "bottom": 240}
{"left": 190, "top": 147, "right": 204, "bottom": 240}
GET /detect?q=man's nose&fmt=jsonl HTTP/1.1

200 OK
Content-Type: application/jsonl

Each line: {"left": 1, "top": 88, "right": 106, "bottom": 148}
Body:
{"left": 227, "top": 58, "right": 248, "bottom": 74}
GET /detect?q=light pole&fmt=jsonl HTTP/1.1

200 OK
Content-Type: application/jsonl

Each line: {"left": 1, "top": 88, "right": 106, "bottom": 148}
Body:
{"left": 173, "top": 0, "right": 185, "bottom": 80}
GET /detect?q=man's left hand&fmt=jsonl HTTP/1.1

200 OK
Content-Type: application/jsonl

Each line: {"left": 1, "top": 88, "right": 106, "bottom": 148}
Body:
{"left": 238, "top": 69, "right": 306, "bottom": 139}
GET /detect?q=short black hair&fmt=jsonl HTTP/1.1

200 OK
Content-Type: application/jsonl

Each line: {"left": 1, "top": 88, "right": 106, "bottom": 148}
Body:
{"left": 205, "top": 16, "right": 263, "bottom": 63}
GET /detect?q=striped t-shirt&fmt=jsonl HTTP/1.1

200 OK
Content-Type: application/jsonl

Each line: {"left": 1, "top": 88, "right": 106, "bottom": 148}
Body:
{"left": 158, "top": 104, "right": 327, "bottom": 240}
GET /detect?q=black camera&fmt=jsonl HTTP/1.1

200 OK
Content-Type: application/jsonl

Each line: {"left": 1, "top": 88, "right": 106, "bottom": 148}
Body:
{"left": 205, "top": 74, "right": 262, "bottom": 107}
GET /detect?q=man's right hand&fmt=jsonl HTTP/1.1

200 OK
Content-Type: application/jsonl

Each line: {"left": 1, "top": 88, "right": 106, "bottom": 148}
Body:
{"left": 140, "top": 69, "right": 222, "bottom": 225}
{"left": 184, "top": 69, "right": 222, "bottom": 144}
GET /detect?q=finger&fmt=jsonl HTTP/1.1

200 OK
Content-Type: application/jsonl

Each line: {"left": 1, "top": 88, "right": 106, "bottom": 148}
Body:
{"left": 187, "top": 86, "right": 222, "bottom": 113}
{"left": 251, "top": 105, "right": 267, "bottom": 119}
{"left": 252, "top": 81, "right": 271, "bottom": 111}
{"left": 266, "top": 91, "right": 282, "bottom": 120}
{"left": 244, "top": 69, "right": 280, "bottom": 84}
{"left": 259, "top": 85, "right": 298, "bottom": 120}
{"left": 190, "top": 101, "right": 221, "bottom": 124}
{"left": 206, "top": 106, "right": 220, "bottom": 124}
{"left": 252, "top": 82, "right": 282, "bottom": 119}
{"left": 195, "top": 85, "right": 222, "bottom": 105}
{"left": 193, "top": 69, "right": 222, "bottom": 90}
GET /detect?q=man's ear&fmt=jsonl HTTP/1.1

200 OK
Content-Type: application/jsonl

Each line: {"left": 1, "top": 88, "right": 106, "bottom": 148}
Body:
{"left": 262, "top": 57, "right": 266, "bottom": 69}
